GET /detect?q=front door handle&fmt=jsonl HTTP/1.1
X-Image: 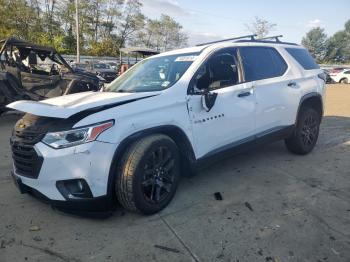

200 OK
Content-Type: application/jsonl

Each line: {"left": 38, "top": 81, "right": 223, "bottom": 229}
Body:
{"left": 238, "top": 90, "right": 252, "bottom": 98}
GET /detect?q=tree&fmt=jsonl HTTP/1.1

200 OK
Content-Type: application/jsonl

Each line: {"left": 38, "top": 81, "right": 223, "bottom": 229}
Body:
{"left": 133, "top": 15, "right": 188, "bottom": 52}
{"left": 0, "top": 0, "right": 43, "bottom": 41}
{"left": 0, "top": 0, "right": 187, "bottom": 56}
{"left": 301, "top": 27, "right": 328, "bottom": 62}
{"left": 324, "top": 20, "right": 350, "bottom": 63}
{"left": 117, "top": 0, "right": 145, "bottom": 49}
{"left": 245, "top": 16, "right": 276, "bottom": 38}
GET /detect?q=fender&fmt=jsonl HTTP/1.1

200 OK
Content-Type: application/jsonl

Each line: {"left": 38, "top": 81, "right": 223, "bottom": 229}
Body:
{"left": 105, "top": 125, "right": 196, "bottom": 200}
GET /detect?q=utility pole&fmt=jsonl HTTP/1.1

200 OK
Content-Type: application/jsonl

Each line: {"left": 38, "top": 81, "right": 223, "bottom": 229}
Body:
{"left": 75, "top": 0, "right": 80, "bottom": 63}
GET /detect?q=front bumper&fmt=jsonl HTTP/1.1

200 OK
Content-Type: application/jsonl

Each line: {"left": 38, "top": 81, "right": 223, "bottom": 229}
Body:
{"left": 11, "top": 141, "right": 118, "bottom": 216}
{"left": 11, "top": 172, "right": 114, "bottom": 217}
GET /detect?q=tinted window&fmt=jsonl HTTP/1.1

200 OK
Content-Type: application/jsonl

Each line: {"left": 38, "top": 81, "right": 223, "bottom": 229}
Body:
{"left": 286, "top": 48, "right": 320, "bottom": 70}
{"left": 344, "top": 70, "right": 350, "bottom": 74}
{"left": 192, "top": 48, "right": 240, "bottom": 92}
{"left": 240, "top": 47, "right": 287, "bottom": 82}
{"left": 94, "top": 63, "right": 110, "bottom": 69}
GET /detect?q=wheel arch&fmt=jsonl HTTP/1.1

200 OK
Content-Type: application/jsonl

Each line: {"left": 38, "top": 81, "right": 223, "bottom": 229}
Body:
{"left": 339, "top": 77, "right": 348, "bottom": 83}
{"left": 296, "top": 92, "right": 323, "bottom": 123}
{"left": 106, "top": 125, "right": 196, "bottom": 200}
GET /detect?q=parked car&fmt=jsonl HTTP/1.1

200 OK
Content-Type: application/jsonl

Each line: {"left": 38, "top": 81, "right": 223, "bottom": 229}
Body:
{"left": 329, "top": 67, "right": 349, "bottom": 75}
{"left": 330, "top": 69, "right": 350, "bottom": 84}
{"left": 70, "top": 62, "right": 88, "bottom": 72}
{"left": 8, "top": 35, "right": 325, "bottom": 216}
{"left": 86, "top": 62, "right": 117, "bottom": 83}
{"left": 104, "top": 61, "right": 118, "bottom": 70}
{"left": 0, "top": 37, "right": 100, "bottom": 113}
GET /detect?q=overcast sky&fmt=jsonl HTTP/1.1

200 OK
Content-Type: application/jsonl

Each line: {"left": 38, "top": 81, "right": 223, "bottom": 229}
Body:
{"left": 140, "top": 0, "right": 350, "bottom": 46}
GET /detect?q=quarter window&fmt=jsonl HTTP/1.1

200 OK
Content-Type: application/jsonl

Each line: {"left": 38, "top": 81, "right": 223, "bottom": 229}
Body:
{"left": 240, "top": 47, "right": 288, "bottom": 82}
{"left": 285, "top": 48, "right": 320, "bottom": 70}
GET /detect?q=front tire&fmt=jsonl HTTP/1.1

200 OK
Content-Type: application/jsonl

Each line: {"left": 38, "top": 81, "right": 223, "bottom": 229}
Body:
{"left": 285, "top": 107, "right": 321, "bottom": 155}
{"left": 116, "top": 134, "right": 180, "bottom": 214}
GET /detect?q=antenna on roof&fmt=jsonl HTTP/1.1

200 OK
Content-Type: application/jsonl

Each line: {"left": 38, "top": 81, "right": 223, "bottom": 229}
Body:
{"left": 196, "top": 34, "right": 257, "bottom": 46}
{"left": 258, "top": 35, "right": 283, "bottom": 42}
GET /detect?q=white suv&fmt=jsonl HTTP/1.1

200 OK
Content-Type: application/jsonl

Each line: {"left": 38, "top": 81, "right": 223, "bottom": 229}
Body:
{"left": 8, "top": 35, "right": 326, "bottom": 215}
{"left": 330, "top": 69, "right": 350, "bottom": 84}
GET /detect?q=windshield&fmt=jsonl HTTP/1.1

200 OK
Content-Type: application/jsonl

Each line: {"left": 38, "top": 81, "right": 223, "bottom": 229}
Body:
{"left": 105, "top": 53, "right": 199, "bottom": 93}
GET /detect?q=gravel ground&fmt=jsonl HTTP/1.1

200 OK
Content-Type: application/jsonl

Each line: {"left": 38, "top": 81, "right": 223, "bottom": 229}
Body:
{"left": 0, "top": 84, "right": 349, "bottom": 262}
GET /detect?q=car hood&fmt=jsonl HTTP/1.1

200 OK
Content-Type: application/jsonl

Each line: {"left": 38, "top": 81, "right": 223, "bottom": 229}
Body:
{"left": 7, "top": 91, "right": 160, "bottom": 119}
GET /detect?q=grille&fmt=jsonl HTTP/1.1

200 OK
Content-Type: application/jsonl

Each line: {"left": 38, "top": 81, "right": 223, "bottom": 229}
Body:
{"left": 11, "top": 130, "right": 44, "bottom": 179}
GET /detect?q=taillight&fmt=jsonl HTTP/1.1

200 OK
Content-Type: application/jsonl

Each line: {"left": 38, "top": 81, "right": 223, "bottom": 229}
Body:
{"left": 318, "top": 73, "right": 326, "bottom": 82}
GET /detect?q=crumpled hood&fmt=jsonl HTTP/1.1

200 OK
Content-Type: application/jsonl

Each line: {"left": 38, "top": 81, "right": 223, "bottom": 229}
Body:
{"left": 7, "top": 91, "right": 160, "bottom": 119}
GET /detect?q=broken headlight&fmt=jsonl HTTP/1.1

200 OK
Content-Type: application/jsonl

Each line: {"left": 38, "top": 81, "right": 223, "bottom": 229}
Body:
{"left": 42, "top": 121, "right": 114, "bottom": 149}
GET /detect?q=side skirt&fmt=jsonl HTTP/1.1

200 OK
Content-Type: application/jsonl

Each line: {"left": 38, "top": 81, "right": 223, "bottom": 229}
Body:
{"left": 194, "top": 125, "right": 295, "bottom": 170}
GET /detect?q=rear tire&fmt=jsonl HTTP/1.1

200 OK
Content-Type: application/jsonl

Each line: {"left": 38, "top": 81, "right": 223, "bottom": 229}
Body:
{"left": 340, "top": 78, "right": 348, "bottom": 84}
{"left": 285, "top": 107, "right": 321, "bottom": 155}
{"left": 116, "top": 134, "right": 180, "bottom": 214}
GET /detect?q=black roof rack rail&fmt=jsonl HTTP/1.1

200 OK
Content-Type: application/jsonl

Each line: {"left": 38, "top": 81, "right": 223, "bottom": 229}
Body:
{"left": 258, "top": 35, "right": 283, "bottom": 42}
{"left": 235, "top": 35, "right": 299, "bottom": 46}
{"left": 196, "top": 34, "right": 257, "bottom": 46}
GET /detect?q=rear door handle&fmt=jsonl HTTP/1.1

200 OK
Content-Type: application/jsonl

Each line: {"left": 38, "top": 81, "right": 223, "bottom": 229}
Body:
{"left": 237, "top": 89, "right": 253, "bottom": 98}
{"left": 287, "top": 81, "right": 297, "bottom": 87}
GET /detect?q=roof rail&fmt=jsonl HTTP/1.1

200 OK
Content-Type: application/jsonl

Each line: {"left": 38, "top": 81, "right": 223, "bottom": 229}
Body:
{"left": 196, "top": 34, "right": 257, "bottom": 46}
{"left": 258, "top": 35, "right": 283, "bottom": 42}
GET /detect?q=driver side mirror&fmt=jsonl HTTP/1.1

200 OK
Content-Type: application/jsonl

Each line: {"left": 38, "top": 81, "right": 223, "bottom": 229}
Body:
{"left": 201, "top": 90, "right": 218, "bottom": 112}
{"left": 194, "top": 65, "right": 217, "bottom": 112}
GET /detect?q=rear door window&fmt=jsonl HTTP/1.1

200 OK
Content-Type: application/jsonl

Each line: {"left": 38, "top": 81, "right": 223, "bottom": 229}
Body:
{"left": 285, "top": 48, "right": 320, "bottom": 70}
{"left": 240, "top": 47, "right": 287, "bottom": 82}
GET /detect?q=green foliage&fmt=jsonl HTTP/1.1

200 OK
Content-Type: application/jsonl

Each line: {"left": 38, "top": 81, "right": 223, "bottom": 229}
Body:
{"left": 131, "top": 15, "right": 188, "bottom": 52}
{"left": 0, "top": 0, "right": 188, "bottom": 56}
{"left": 302, "top": 20, "right": 350, "bottom": 64}
{"left": 88, "top": 38, "right": 119, "bottom": 56}
{"left": 302, "top": 27, "right": 328, "bottom": 63}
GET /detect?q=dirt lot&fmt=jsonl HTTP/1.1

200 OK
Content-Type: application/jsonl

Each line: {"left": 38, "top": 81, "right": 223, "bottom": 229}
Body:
{"left": 0, "top": 84, "right": 350, "bottom": 262}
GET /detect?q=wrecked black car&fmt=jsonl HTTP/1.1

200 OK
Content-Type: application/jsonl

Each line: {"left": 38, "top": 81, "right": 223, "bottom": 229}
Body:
{"left": 0, "top": 37, "right": 100, "bottom": 113}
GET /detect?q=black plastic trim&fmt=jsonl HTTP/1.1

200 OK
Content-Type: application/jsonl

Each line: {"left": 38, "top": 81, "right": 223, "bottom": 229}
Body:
{"left": 296, "top": 92, "right": 323, "bottom": 123}
{"left": 56, "top": 179, "right": 93, "bottom": 199}
{"left": 195, "top": 125, "right": 295, "bottom": 169}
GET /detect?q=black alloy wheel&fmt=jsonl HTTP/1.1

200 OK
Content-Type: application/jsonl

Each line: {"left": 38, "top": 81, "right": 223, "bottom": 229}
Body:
{"left": 285, "top": 107, "right": 321, "bottom": 155}
{"left": 116, "top": 134, "right": 180, "bottom": 214}
{"left": 142, "top": 146, "right": 176, "bottom": 204}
